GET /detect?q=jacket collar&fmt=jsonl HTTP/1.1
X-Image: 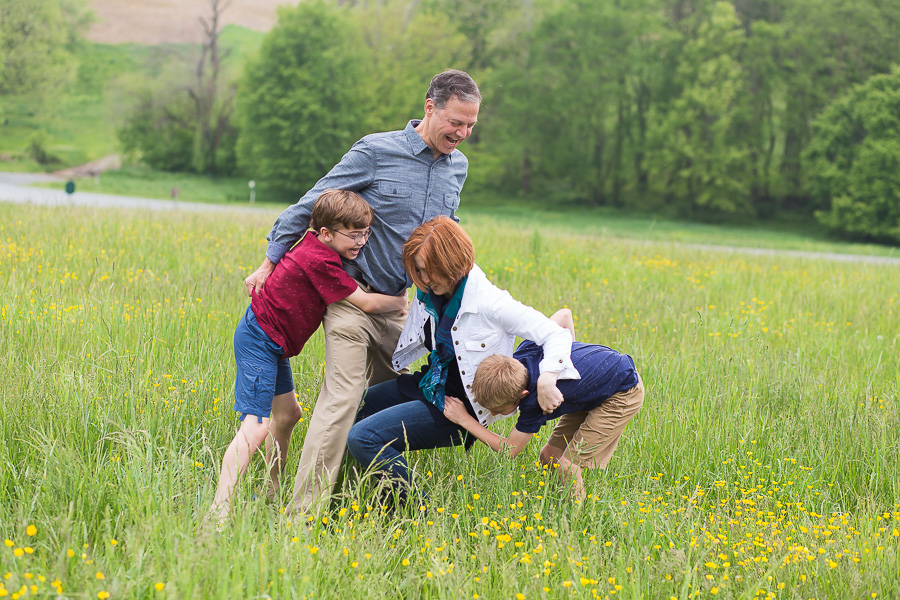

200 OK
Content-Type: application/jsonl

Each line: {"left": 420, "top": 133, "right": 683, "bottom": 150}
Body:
{"left": 457, "top": 264, "right": 486, "bottom": 316}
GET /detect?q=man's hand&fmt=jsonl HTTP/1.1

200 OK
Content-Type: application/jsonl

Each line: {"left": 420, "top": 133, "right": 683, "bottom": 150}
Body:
{"left": 244, "top": 258, "right": 276, "bottom": 297}
{"left": 536, "top": 371, "right": 563, "bottom": 414}
{"left": 443, "top": 396, "right": 472, "bottom": 427}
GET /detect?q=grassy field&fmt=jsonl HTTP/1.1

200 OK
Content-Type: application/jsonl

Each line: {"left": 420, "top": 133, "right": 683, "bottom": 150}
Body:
{"left": 1, "top": 203, "right": 898, "bottom": 599}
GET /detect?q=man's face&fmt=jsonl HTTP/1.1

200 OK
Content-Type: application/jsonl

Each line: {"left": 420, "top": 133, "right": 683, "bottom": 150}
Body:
{"left": 421, "top": 95, "right": 480, "bottom": 156}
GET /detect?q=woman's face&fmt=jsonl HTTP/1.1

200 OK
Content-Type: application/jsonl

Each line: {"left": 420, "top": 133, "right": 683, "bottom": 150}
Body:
{"left": 413, "top": 254, "right": 456, "bottom": 297}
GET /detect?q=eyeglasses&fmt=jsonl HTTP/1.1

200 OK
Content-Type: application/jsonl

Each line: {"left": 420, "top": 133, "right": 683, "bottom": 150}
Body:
{"left": 333, "top": 228, "right": 372, "bottom": 243}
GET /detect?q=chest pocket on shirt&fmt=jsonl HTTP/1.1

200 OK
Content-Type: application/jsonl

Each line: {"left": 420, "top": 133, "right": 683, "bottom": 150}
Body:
{"left": 377, "top": 181, "right": 413, "bottom": 217}
{"left": 443, "top": 192, "right": 460, "bottom": 211}
{"left": 464, "top": 332, "right": 500, "bottom": 355}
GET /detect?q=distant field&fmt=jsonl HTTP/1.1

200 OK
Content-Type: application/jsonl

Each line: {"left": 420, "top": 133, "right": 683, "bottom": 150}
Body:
{"left": 88, "top": 0, "right": 299, "bottom": 44}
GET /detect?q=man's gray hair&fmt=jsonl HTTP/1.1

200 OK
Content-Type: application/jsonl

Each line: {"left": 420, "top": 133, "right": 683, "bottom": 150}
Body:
{"left": 426, "top": 69, "right": 481, "bottom": 108}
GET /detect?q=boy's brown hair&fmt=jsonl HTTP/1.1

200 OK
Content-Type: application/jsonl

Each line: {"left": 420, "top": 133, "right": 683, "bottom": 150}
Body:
{"left": 473, "top": 354, "right": 529, "bottom": 413}
{"left": 402, "top": 216, "right": 474, "bottom": 292}
{"left": 309, "top": 189, "right": 374, "bottom": 231}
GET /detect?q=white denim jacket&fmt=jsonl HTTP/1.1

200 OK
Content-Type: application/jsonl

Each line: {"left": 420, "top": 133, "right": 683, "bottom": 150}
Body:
{"left": 392, "top": 264, "right": 580, "bottom": 426}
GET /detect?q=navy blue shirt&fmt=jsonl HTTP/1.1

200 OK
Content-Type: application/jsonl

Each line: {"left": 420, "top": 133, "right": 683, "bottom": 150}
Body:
{"left": 514, "top": 341, "right": 639, "bottom": 434}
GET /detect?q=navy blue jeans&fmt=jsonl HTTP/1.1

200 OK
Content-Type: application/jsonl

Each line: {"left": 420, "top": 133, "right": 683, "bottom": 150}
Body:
{"left": 347, "top": 378, "right": 468, "bottom": 490}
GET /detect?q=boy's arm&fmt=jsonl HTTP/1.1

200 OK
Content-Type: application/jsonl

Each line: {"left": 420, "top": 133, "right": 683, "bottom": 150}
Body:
{"left": 443, "top": 396, "right": 533, "bottom": 458}
{"left": 344, "top": 287, "right": 409, "bottom": 314}
{"left": 549, "top": 308, "right": 576, "bottom": 340}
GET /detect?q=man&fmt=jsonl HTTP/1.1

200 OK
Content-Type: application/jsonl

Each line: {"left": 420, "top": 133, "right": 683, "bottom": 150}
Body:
{"left": 243, "top": 69, "right": 481, "bottom": 512}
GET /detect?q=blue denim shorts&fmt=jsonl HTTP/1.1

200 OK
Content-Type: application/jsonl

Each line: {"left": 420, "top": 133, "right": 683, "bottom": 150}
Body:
{"left": 233, "top": 305, "right": 294, "bottom": 422}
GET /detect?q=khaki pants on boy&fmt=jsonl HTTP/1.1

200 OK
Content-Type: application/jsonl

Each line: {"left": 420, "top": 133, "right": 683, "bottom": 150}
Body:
{"left": 289, "top": 292, "right": 407, "bottom": 513}
{"left": 546, "top": 379, "right": 644, "bottom": 469}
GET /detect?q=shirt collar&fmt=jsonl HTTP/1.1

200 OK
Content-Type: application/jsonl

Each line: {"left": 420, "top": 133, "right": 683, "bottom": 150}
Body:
{"left": 405, "top": 119, "right": 454, "bottom": 163}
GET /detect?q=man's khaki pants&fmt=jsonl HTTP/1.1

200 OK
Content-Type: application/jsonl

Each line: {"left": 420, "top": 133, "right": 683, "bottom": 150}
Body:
{"left": 289, "top": 294, "right": 407, "bottom": 513}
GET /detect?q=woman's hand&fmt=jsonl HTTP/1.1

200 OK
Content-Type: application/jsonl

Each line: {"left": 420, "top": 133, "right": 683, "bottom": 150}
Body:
{"left": 536, "top": 371, "right": 564, "bottom": 414}
{"left": 443, "top": 396, "right": 472, "bottom": 426}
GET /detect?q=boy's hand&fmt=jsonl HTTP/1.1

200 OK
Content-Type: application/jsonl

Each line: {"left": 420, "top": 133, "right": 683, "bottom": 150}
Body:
{"left": 245, "top": 258, "right": 275, "bottom": 296}
{"left": 393, "top": 294, "right": 410, "bottom": 314}
{"left": 443, "top": 396, "right": 471, "bottom": 426}
{"left": 536, "top": 371, "right": 563, "bottom": 414}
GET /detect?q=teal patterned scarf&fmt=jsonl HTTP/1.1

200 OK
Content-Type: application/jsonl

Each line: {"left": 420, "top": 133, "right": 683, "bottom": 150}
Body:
{"left": 417, "top": 275, "right": 468, "bottom": 410}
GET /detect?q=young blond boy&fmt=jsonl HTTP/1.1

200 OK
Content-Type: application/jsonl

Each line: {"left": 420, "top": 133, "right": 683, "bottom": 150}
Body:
{"left": 443, "top": 310, "right": 643, "bottom": 499}
{"left": 210, "top": 189, "right": 408, "bottom": 521}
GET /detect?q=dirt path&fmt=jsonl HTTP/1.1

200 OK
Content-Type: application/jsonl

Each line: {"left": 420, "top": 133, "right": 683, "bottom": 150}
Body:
{"left": 53, "top": 154, "right": 122, "bottom": 179}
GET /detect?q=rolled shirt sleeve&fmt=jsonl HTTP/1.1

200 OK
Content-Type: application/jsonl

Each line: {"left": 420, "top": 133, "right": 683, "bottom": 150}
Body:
{"left": 486, "top": 290, "right": 579, "bottom": 381}
{"left": 265, "top": 142, "right": 377, "bottom": 263}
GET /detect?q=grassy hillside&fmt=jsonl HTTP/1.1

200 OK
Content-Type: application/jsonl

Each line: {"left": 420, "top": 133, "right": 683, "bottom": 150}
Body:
{"left": 0, "top": 25, "right": 263, "bottom": 172}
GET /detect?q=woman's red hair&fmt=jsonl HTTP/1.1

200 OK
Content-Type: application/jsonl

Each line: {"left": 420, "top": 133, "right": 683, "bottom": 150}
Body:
{"left": 402, "top": 216, "right": 475, "bottom": 291}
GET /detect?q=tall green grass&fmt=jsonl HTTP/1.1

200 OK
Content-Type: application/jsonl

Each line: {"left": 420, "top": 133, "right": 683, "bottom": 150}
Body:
{"left": 0, "top": 204, "right": 897, "bottom": 599}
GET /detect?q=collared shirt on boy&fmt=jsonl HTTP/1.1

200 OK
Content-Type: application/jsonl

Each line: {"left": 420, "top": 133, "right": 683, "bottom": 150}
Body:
{"left": 513, "top": 340, "right": 639, "bottom": 434}
{"left": 265, "top": 120, "right": 468, "bottom": 296}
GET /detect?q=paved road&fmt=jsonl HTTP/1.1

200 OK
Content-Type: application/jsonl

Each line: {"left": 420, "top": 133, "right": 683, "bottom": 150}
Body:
{"left": 2, "top": 172, "right": 898, "bottom": 265}
{"left": 0, "top": 172, "right": 272, "bottom": 214}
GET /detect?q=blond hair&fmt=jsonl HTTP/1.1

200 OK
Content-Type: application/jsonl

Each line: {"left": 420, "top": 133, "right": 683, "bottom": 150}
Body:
{"left": 309, "top": 189, "right": 374, "bottom": 231}
{"left": 472, "top": 354, "right": 528, "bottom": 412}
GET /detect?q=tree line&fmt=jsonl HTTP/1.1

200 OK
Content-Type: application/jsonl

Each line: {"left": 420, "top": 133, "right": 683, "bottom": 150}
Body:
{"left": 3, "top": 0, "right": 899, "bottom": 242}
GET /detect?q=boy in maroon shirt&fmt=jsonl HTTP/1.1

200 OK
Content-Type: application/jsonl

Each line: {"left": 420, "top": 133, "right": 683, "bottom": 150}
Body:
{"left": 210, "top": 189, "right": 408, "bottom": 522}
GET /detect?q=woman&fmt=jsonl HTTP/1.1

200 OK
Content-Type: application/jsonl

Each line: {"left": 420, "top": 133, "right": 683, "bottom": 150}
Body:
{"left": 346, "top": 216, "right": 580, "bottom": 500}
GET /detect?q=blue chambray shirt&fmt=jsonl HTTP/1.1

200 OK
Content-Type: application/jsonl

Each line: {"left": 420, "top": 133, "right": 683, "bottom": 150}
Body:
{"left": 265, "top": 120, "right": 468, "bottom": 296}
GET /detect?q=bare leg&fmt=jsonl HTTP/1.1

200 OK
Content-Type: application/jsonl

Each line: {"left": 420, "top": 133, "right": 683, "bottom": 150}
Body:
{"left": 540, "top": 443, "right": 586, "bottom": 500}
{"left": 265, "top": 390, "right": 303, "bottom": 499}
{"left": 210, "top": 418, "right": 270, "bottom": 520}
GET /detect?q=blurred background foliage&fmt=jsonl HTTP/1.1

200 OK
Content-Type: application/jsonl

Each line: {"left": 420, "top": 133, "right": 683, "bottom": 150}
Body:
{"left": 2, "top": 0, "right": 900, "bottom": 242}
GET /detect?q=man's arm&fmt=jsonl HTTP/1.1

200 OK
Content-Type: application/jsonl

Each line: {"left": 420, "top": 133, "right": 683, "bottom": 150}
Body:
{"left": 245, "top": 142, "right": 377, "bottom": 296}
{"left": 344, "top": 288, "right": 409, "bottom": 314}
{"left": 244, "top": 257, "right": 277, "bottom": 297}
{"left": 443, "top": 396, "right": 533, "bottom": 458}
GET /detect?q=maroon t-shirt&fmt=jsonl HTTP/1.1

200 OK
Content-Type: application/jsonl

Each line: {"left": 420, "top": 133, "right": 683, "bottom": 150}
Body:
{"left": 251, "top": 233, "right": 358, "bottom": 357}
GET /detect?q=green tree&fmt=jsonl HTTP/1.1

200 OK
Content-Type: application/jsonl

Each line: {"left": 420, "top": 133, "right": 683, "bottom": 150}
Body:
{"left": 117, "top": 83, "right": 196, "bottom": 172}
{"left": 805, "top": 67, "right": 900, "bottom": 244}
{"left": 235, "top": 1, "right": 370, "bottom": 197}
{"left": 117, "top": 0, "right": 237, "bottom": 175}
{"left": 776, "top": 0, "right": 900, "bottom": 207}
{"left": 353, "top": 0, "right": 471, "bottom": 132}
{"left": 422, "top": 0, "right": 516, "bottom": 71}
{"left": 648, "top": 1, "right": 753, "bottom": 215}
{"left": 0, "top": 0, "right": 91, "bottom": 107}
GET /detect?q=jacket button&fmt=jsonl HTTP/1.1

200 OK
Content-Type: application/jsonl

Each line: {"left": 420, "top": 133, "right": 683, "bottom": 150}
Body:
{"left": 461, "top": 371, "right": 465, "bottom": 375}
{"left": 466, "top": 384, "right": 471, "bottom": 389}
{"left": 481, "top": 343, "right": 485, "bottom": 348}
{"left": 455, "top": 341, "right": 459, "bottom": 345}
{"left": 457, "top": 356, "right": 462, "bottom": 360}
{"left": 452, "top": 326, "right": 457, "bottom": 330}
{"left": 559, "top": 359, "right": 563, "bottom": 363}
